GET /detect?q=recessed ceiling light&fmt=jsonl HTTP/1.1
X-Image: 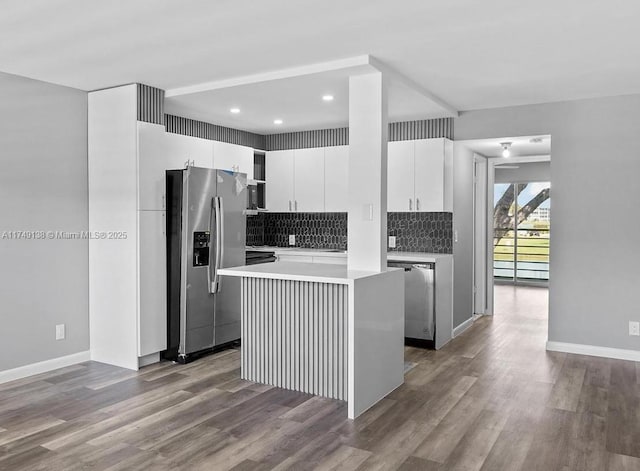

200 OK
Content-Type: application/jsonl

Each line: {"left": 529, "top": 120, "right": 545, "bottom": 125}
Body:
{"left": 273, "top": 119, "right": 283, "bottom": 125}
{"left": 322, "top": 95, "right": 334, "bottom": 102}
{"left": 230, "top": 108, "right": 240, "bottom": 114}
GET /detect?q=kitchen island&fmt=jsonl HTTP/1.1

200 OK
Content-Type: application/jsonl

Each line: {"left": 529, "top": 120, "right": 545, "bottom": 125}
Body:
{"left": 217, "top": 261, "right": 404, "bottom": 419}
{"left": 247, "top": 247, "right": 454, "bottom": 348}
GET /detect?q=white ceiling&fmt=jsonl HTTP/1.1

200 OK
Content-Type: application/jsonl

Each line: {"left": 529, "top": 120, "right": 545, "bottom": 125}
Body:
{"left": 460, "top": 135, "right": 551, "bottom": 158}
{"left": 2, "top": 1, "right": 640, "bottom": 131}
{"left": 164, "top": 68, "right": 447, "bottom": 134}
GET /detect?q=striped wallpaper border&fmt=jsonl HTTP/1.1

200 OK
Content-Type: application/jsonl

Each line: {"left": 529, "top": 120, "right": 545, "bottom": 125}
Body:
{"left": 389, "top": 118, "right": 453, "bottom": 142}
{"left": 165, "top": 114, "right": 266, "bottom": 149}
{"left": 136, "top": 84, "right": 165, "bottom": 125}
{"left": 265, "top": 118, "right": 453, "bottom": 151}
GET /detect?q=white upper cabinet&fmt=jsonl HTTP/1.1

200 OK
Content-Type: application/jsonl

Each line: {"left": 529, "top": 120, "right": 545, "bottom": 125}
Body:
{"left": 387, "top": 138, "right": 453, "bottom": 212}
{"left": 165, "top": 132, "right": 214, "bottom": 169}
{"left": 266, "top": 148, "right": 326, "bottom": 212}
{"left": 213, "top": 141, "right": 254, "bottom": 180}
{"left": 388, "top": 140, "right": 416, "bottom": 212}
{"left": 138, "top": 126, "right": 214, "bottom": 210}
{"left": 266, "top": 150, "right": 295, "bottom": 212}
{"left": 294, "top": 148, "right": 325, "bottom": 212}
{"left": 324, "top": 146, "right": 349, "bottom": 212}
{"left": 414, "top": 139, "right": 445, "bottom": 212}
{"left": 264, "top": 139, "right": 451, "bottom": 214}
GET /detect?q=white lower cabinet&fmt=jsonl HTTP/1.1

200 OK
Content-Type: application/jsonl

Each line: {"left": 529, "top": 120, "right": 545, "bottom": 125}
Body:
{"left": 277, "top": 254, "right": 314, "bottom": 263}
{"left": 138, "top": 210, "right": 167, "bottom": 356}
{"left": 312, "top": 255, "right": 347, "bottom": 264}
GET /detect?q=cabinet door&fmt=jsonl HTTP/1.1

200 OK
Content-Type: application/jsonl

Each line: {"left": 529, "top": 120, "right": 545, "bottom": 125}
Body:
{"left": 324, "top": 146, "right": 349, "bottom": 212}
{"left": 387, "top": 140, "right": 415, "bottom": 212}
{"left": 266, "top": 150, "right": 295, "bottom": 211}
{"left": 138, "top": 122, "right": 170, "bottom": 210}
{"left": 165, "top": 132, "right": 214, "bottom": 169}
{"left": 414, "top": 139, "right": 445, "bottom": 212}
{"left": 213, "top": 141, "right": 254, "bottom": 180}
{"left": 138, "top": 210, "right": 167, "bottom": 356}
{"left": 294, "top": 148, "right": 325, "bottom": 212}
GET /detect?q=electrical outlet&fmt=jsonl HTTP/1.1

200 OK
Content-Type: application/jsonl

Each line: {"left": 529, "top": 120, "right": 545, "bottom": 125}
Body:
{"left": 288, "top": 234, "right": 295, "bottom": 246}
{"left": 55, "top": 324, "right": 65, "bottom": 340}
{"left": 630, "top": 321, "right": 640, "bottom": 336}
{"left": 388, "top": 236, "right": 397, "bottom": 248}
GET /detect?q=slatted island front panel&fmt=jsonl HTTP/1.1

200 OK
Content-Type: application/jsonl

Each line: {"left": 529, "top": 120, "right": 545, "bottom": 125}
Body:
{"left": 218, "top": 261, "right": 405, "bottom": 419}
{"left": 241, "top": 278, "right": 348, "bottom": 401}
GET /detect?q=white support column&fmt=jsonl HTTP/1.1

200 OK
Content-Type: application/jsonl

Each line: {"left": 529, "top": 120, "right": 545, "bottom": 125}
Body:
{"left": 347, "top": 72, "right": 388, "bottom": 272}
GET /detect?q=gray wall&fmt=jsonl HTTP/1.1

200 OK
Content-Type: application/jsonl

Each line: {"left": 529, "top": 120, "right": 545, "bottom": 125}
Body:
{"left": 456, "top": 94, "right": 640, "bottom": 351}
{"left": 452, "top": 143, "right": 475, "bottom": 329}
{"left": 495, "top": 161, "right": 550, "bottom": 183}
{"left": 0, "top": 72, "right": 88, "bottom": 371}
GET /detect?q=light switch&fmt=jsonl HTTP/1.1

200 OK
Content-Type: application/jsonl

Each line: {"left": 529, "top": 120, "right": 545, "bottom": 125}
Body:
{"left": 55, "top": 324, "right": 65, "bottom": 340}
{"left": 388, "top": 236, "right": 397, "bottom": 248}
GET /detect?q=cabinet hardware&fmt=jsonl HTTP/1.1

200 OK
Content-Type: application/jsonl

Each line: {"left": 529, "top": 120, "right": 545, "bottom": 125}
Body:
{"left": 416, "top": 198, "right": 420, "bottom": 211}
{"left": 288, "top": 200, "right": 292, "bottom": 211}
{"left": 409, "top": 199, "right": 413, "bottom": 211}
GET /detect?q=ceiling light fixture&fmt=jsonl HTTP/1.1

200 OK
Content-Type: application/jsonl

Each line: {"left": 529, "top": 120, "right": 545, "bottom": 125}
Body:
{"left": 322, "top": 95, "right": 334, "bottom": 102}
{"left": 500, "top": 142, "right": 512, "bottom": 158}
{"left": 229, "top": 107, "right": 240, "bottom": 114}
{"left": 273, "top": 119, "right": 283, "bottom": 125}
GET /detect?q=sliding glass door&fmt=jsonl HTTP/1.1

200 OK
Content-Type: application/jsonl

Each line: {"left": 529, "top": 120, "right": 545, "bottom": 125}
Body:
{"left": 494, "top": 182, "right": 550, "bottom": 283}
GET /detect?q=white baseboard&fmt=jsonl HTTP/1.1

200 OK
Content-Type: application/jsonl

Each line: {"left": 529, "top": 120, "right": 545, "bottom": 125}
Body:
{"left": 546, "top": 341, "right": 640, "bottom": 362}
{"left": 138, "top": 352, "right": 160, "bottom": 368}
{"left": 453, "top": 316, "right": 474, "bottom": 338}
{"left": 0, "top": 350, "right": 91, "bottom": 385}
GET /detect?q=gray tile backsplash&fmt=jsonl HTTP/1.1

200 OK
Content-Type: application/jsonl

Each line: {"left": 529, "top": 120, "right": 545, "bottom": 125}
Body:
{"left": 247, "top": 212, "right": 453, "bottom": 253}
{"left": 387, "top": 212, "right": 453, "bottom": 253}
{"left": 265, "top": 213, "right": 348, "bottom": 250}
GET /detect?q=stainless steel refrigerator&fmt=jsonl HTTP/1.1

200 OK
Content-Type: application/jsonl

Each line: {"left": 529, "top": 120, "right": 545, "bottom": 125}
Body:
{"left": 164, "top": 166, "right": 247, "bottom": 363}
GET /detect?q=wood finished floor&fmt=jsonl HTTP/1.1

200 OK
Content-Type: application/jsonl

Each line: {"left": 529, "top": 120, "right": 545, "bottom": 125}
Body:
{"left": 2, "top": 285, "right": 640, "bottom": 470}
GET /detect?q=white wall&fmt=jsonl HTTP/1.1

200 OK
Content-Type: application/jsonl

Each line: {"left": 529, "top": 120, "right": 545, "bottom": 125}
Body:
{"left": 0, "top": 72, "right": 89, "bottom": 371}
{"left": 456, "top": 94, "right": 640, "bottom": 351}
{"left": 452, "top": 143, "right": 474, "bottom": 328}
{"left": 495, "top": 161, "right": 550, "bottom": 183}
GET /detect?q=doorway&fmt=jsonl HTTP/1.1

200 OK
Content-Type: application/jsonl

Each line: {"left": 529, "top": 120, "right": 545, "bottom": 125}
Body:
{"left": 493, "top": 181, "right": 550, "bottom": 285}
{"left": 462, "top": 136, "right": 551, "bottom": 317}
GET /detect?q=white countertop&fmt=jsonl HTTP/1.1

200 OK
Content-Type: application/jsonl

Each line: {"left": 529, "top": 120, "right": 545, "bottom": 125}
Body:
{"left": 246, "top": 246, "right": 451, "bottom": 263}
{"left": 218, "top": 261, "right": 401, "bottom": 284}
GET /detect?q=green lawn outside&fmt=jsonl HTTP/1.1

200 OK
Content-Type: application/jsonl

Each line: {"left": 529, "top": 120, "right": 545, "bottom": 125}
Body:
{"left": 494, "top": 232, "right": 550, "bottom": 263}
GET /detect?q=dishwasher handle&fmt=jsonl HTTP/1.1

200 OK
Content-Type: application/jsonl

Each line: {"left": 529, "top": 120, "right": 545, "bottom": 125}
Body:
{"left": 388, "top": 261, "right": 435, "bottom": 271}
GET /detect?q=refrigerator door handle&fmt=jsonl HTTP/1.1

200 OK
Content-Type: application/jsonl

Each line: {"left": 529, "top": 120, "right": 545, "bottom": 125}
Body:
{"left": 207, "top": 197, "right": 216, "bottom": 294}
{"left": 212, "top": 196, "right": 224, "bottom": 293}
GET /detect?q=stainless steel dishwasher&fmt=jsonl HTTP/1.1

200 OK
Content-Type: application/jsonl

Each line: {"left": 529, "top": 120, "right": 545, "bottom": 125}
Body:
{"left": 387, "top": 261, "right": 435, "bottom": 348}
